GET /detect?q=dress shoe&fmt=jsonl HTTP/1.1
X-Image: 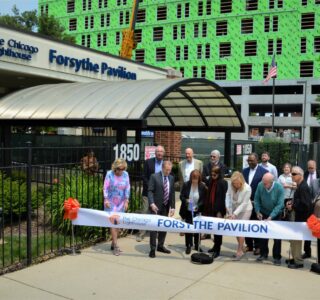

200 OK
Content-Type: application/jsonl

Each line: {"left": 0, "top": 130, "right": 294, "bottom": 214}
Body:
{"left": 157, "top": 246, "right": 171, "bottom": 254}
{"left": 256, "top": 255, "right": 268, "bottom": 262}
{"left": 273, "top": 259, "right": 281, "bottom": 266}
{"left": 186, "top": 246, "right": 191, "bottom": 254}
{"left": 253, "top": 248, "right": 260, "bottom": 255}
{"left": 285, "top": 259, "right": 295, "bottom": 264}
{"left": 288, "top": 263, "right": 303, "bottom": 269}
{"left": 149, "top": 250, "right": 156, "bottom": 258}
{"left": 302, "top": 253, "right": 311, "bottom": 259}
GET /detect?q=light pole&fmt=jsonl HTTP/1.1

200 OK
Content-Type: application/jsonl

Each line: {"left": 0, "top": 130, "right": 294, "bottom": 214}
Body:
{"left": 297, "top": 80, "right": 307, "bottom": 144}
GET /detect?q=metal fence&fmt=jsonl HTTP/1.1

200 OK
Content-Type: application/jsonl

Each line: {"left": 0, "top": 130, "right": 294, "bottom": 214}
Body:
{"left": 0, "top": 143, "right": 146, "bottom": 274}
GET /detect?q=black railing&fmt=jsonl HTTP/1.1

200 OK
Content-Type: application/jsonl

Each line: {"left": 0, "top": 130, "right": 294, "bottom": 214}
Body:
{"left": 0, "top": 144, "right": 146, "bottom": 274}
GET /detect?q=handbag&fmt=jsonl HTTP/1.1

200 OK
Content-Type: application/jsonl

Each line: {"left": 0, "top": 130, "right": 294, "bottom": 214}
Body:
{"left": 191, "top": 252, "right": 214, "bottom": 264}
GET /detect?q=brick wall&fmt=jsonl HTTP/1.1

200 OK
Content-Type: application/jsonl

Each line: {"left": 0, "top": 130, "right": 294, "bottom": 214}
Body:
{"left": 155, "top": 131, "right": 181, "bottom": 161}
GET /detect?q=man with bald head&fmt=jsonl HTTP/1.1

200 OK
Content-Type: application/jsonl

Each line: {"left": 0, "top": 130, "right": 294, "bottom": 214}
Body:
{"left": 254, "top": 173, "right": 284, "bottom": 265}
{"left": 178, "top": 148, "right": 203, "bottom": 189}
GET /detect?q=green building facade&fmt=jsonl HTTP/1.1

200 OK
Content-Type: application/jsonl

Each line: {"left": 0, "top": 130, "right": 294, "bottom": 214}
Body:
{"left": 39, "top": 0, "right": 320, "bottom": 81}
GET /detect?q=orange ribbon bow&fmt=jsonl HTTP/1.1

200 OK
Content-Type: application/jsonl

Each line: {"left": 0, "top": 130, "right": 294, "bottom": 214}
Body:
{"left": 306, "top": 214, "right": 320, "bottom": 238}
{"left": 63, "top": 197, "right": 80, "bottom": 220}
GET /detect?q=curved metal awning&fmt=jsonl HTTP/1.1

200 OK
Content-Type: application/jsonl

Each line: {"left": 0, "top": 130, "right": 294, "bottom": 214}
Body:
{"left": 0, "top": 78, "right": 244, "bottom": 132}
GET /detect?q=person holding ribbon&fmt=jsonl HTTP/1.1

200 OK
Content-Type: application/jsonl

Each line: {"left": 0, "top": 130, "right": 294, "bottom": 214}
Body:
{"left": 148, "top": 160, "right": 175, "bottom": 258}
{"left": 179, "top": 169, "right": 207, "bottom": 254}
{"left": 204, "top": 166, "right": 228, "bottom": 258}
{"left": 103, "top": 158, "right": 130, "bottom": 256}
{"left": 226, "top": 171, "right": 252, "bottom": 260}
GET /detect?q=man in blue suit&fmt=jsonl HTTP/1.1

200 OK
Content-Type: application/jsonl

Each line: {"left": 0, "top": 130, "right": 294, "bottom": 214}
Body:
{"left": 242, "top": 152, "right": 268, "bottom": 255}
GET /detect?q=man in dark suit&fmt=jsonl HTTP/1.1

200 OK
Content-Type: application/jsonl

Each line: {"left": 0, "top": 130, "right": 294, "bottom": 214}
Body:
{"left": 302, "top": 159, "right": 320, "bottom": 258}
{"left": 202, "top": 149, "right": 228, "bottom": 185}
{"left": 242, "top": 152, "right": 268, "bottom": 254}
{"left": 148, "top": 160, "right": 175, "bottom": 258}
{"left": 136, "top": 145, "right": 165, "bottom": 242}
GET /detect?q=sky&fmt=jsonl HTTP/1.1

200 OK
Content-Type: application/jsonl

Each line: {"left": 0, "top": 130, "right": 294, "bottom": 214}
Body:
{"left": 0, "top": 0, "right": 38, "bottom": 15}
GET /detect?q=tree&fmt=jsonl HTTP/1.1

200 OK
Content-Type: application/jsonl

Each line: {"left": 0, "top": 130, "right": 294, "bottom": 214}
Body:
{"left": 0, "top": 5, "right": 74, "bottom": 43}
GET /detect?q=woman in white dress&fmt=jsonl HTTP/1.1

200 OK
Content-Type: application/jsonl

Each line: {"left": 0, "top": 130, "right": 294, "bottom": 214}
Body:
{"left": 226, "top": 171, "right": 252, "bottom": 259}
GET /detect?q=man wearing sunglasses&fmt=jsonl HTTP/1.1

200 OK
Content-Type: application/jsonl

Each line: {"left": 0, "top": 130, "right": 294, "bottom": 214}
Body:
{"left": 286, "top": 166, "right": 313, "bottom": 269}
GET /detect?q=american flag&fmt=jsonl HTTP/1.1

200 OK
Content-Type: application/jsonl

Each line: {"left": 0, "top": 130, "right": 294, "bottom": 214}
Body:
{"left": 263, "top": 55, "right": 277, "bottom": 83}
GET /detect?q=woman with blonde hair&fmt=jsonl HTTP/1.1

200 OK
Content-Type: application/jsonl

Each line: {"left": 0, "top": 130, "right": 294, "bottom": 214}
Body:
{"left": 226, "top": 171, "right": 252, "bottom": 259}
{"left": 103, "top": 158, "right": 130, "bottom": 256}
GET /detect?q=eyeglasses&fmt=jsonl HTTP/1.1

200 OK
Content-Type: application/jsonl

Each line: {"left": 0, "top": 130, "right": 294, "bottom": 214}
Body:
{"left": 291, "top": 173, "right": 301, "bottom": 176}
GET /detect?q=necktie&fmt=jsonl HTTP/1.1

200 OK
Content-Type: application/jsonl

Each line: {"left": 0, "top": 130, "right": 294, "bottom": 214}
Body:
{"left": 163, "top": 176, "right": 169, "bottom": 206}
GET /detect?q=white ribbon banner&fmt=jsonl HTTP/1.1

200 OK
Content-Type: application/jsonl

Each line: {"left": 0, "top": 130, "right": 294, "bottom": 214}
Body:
{"left": 72, "top": 208, "right": 316, "bottom": 241}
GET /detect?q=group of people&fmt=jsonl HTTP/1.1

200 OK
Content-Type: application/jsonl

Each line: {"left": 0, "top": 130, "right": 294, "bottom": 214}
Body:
{"left": 102, "top": 145, "right": 318, "bottom": 270}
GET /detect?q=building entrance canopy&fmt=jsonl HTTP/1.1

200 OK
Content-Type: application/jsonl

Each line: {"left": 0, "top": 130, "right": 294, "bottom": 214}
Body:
{"left": 0, "top": 78, "right": 244, "bottom": 132}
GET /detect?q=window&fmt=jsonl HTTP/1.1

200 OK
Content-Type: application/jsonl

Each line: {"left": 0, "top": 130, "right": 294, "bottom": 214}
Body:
{"left": 85, "top": 16, "right": 89, "bottom": 29}
{"left": 87, "top": 34, "right": 91, "bottom": 47}
{"left": 157, "top": 6, "right": 167, "bottom": 21}
{"left": 205, "top": 43, "right": 210, "bottom": 58}
{"left": 135, "top": 29, "right": 142, "bottom": 43}
{"left": 99, "top": 0, "right": 102, "bottom": 8}
{"left": 240, "top": 64, "right": 252, "bottom": 79}
{"left": 198, "top": 1, "right": 204, "bottom": 16}
{"left": 264, "top": 17, "right": 270, "bottom": 32}
{"left": 115, "top": 31, "right": 120, "bottom": 45}
{"left": 197, "top": 44, "right": 202, "bottom": 59}
{"left": 156, "top": 47, "right": 166, "bottom": 62}
{"left": 180, "top": 67, "right": 185, "bottom": 77}
{"left": 273, "top": 16, "right": 278, "bottom": 31}
{"left": 176, "top": 46, "right": 181, "bottom": 61}
{"left": 83, "top": 0, "right": 86, "bottom": 11}
{"left": 206, "top": 1, "right": 212, "bottom": 15}
{"left": 185, "top": 3, "right": 190, "bottom": 17}
{"left": 245, "top": 40, "right": 257, "bottom": 56}
{"left": 301, "top": 13, "right": 315, "bottom": 29}
{"left": 201, "top": 66, "right": 206, "bottom": 78}
{"left": 103, "top": 33, "right": 107, "bottom": 46}
{"left": 216, "top": 20, "right": 228, "bottom": 36}
{"left": 269, "top": 0, "right": 275, "bottom": 9}
{"left": 184, "top": 45, "right": 189, "bottom": 60}
{"left": 177, "top": 4, "right": 182, "bottom": 18}
{"left": 173, "top": 25, "right": 178, "bottom": 40}
{"left": 67, "top": 0, "right": 75, "bottom": 13}
{"left": 263, "top": 63, "right": 269, "bottom": 78}
{"left": 301, "top": 0, "right": 308, "bottom": 5}
{"left": 135, "top": 49, "right": 145, "bottom": 63}
{"left": 246, "top": 0, "right": 258, "bottom": 10}
{"left": 194, "top": 23, "right": 199, "bottom": 38}
{"left": 301, "top": 37, "right": 307, "bottom": 53}
{"left": 137, "top": 9, "right": 146, "bottom": 23}
{"left": 100, "top": 14, "right": 105, "bottom": 27}
{"left": 125, "top": 11, "right": 130, "bottom": 24}
{"left": 81, "top": 35, "right": 85, "bottom": 46}
{"left": 276, "top": 38, "right": 282, "bottom": 54}
{"left": 40, "top": 5, "right": 49, "bottom": 15}
{"left": 193, "top": 66, "right": 198, "bottom": 77}
{"left": 215, "top": 65, "right": 227, "bottom": 80}
{"left": 241, "top": 18, "right": 253, "bottom": 34}
{"left": 278, "top": 0, "right": 283, "bottom": 7}
{"left": 153, "top": 27, "right": 163, "bottom": 41}
{"left": 106, "top": 13, "right": 110, "bottom": 26}
{"left": 219, "top": 42, "right": 231, "bottom": 58}
{"left": 316, "top": 0, "right": 320, "bottom": 4}
{"left": 69, "top": 18, "right": 77, "bottom": 31}
{"left": 221, "top": 0, "right": 232, "bottom": 13}
{"left": 119, "top": 11, "right": 124, "bottom": 25}
{"left": 314, "top": 37, "right": 320, "bottom": 52}
{"left": 181, "top": 24, "right": 186, "bottom": 39}
{"left": 300, "top": 61, "right": 313, "bottom": 77}
{"left": 88, "top": 0, "right": 92, "bottom": 10}
{"left": 268, "top": 39, "right": 274, "bottom": 55}
{"left": 99, "top": 0, "right": 108, "bottom": 8}
{"left": 97, "top": 33, "right": 101, "bottom": 47}
{"left": 202, "top": 22, "right": 207, "bottom": 37}
{"left": 90, "top": 15, "right": 94, "bottom": 29}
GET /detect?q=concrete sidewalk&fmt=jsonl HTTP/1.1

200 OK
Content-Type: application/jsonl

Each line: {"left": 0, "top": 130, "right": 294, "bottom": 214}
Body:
{"left": 0, "top": 230, "right": 319, "bottom": 300}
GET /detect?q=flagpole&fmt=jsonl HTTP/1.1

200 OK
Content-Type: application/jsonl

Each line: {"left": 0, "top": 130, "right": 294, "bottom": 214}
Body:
{"left": 271, "top": 77, "right": 275, "bottom": 133}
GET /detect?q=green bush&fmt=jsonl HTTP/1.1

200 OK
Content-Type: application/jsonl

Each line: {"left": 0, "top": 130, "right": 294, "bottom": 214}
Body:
{"left": 47, "top": 171, "right": 103, "bottom": 238}
{"left": 0, "top": 171, "right": 40, "bottom": 222}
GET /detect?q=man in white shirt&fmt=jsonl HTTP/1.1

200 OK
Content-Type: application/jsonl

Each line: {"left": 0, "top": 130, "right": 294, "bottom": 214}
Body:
{"left": 178, "top": 148, "right": 203, "bottom": 189}
{"left": 260, "top": 151, "right": 278, "bottom": 178}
